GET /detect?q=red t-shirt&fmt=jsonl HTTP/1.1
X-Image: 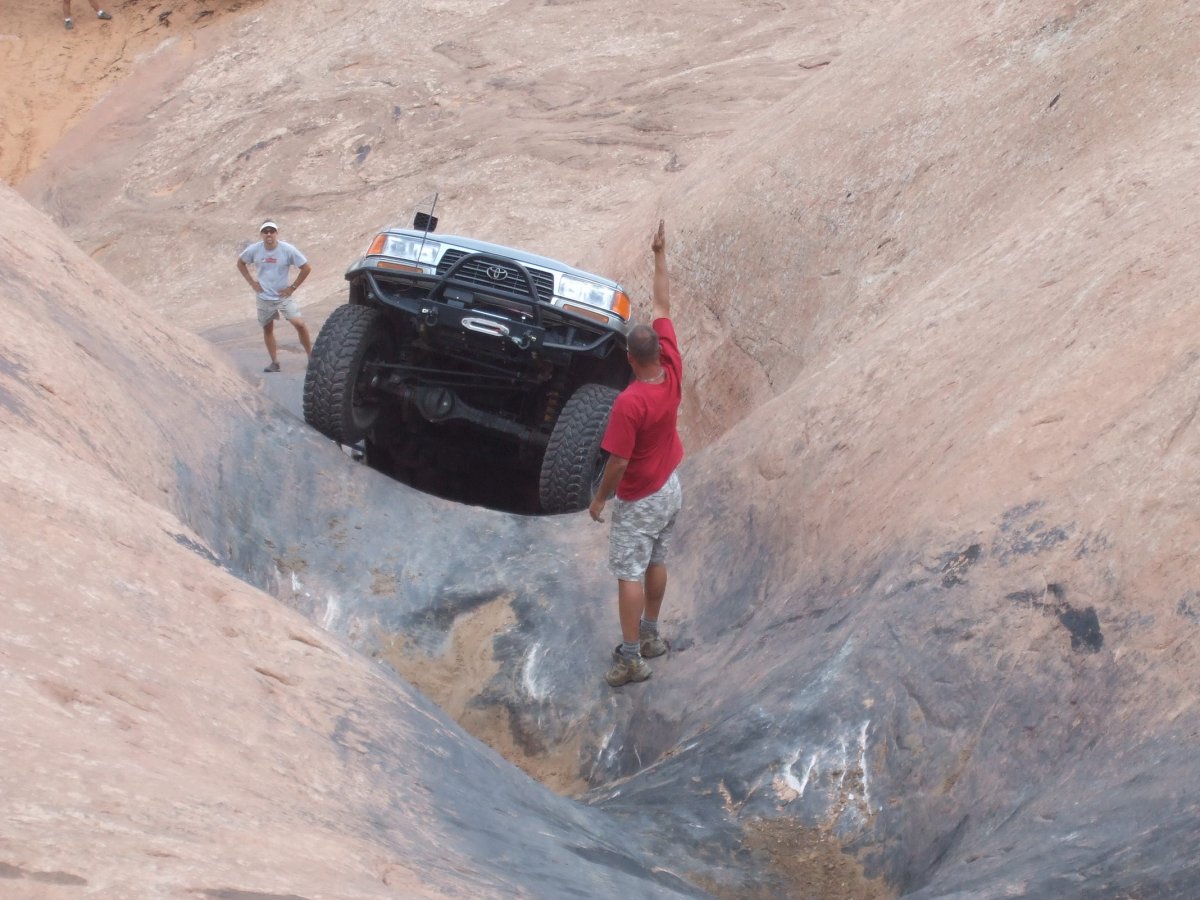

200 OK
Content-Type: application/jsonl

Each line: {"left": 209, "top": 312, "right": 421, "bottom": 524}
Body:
{"left": 601, "top": 318, "right": 684, "bottom": 501}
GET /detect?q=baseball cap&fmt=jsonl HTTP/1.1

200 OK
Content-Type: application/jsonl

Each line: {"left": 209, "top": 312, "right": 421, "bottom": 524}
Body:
{"left": 259, "top": 220, "right": 279, "bottom": 232}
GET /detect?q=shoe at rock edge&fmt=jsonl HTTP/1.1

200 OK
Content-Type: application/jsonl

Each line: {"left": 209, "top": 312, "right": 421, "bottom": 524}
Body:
{"left": 605, "top": 647, "right": 652, "bottom": 687}
{"left": 639, "top": 630, "right": 669, "bottom": 659}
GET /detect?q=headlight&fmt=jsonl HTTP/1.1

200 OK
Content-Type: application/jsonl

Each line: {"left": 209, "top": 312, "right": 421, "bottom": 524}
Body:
{"left": 556, "top": 275, "right": 631, "bottom": 320}
{"left": 365, "top": 233, "right": 441, "bottom": 272}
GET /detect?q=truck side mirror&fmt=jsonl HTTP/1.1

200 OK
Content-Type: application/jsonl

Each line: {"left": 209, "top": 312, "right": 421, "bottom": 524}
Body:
{"left": 414, "top": 213, "right": 438, "bottom": 232}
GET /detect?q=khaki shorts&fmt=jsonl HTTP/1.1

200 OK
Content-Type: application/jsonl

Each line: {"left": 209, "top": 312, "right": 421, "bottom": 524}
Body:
{"left": 257, "top": 297, "right": 302, "bottom": 327}
{"left": 608, "top": 470, "right": 682, "bottom": 581}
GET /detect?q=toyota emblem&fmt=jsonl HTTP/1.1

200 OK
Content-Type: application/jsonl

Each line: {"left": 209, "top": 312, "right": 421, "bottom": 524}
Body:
{"left": 485, "top": 265, "right": 509, "bottom": 282}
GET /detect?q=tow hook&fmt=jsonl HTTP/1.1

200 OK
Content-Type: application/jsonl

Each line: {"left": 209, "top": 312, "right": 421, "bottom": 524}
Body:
{"left": 421, "top": 306, "right": 438, "bottom": 327}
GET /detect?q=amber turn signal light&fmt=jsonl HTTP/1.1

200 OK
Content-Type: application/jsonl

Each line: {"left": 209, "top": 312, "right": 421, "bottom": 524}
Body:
{"left": 612, "top": 291, "right": 631, "bottom": 321}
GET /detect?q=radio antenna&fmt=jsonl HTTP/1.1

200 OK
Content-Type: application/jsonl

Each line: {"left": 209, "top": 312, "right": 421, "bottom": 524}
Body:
{"left": 414, "top": 191, "right": 439, "bottom": 259}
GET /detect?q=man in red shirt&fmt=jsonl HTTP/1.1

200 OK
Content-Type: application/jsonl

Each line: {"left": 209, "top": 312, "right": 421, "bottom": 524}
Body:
{"left": 589, "top": 220, "right": 684, "bottom": 687}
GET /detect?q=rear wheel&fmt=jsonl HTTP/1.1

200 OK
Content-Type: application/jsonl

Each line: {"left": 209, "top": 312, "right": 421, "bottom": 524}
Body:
{"left": 303, "top": 304, "right": 393, "bottom": 444}
{"left": 538, "top": 383, "right": 619, "bottom": 514}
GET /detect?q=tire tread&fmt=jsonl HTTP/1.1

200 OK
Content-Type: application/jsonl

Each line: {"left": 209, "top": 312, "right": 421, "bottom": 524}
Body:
{"left": 539, "top": 383, "right": 619, "bottom": 513}
{"left": 302, "top": 304, "right": 385, "bottom": 444}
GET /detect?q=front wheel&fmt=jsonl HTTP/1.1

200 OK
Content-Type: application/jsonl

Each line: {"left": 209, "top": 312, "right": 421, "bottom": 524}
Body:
{"left": 538, "top": 383, "right": 619, "bottom": 514}
{"left": 303, "top": 304, "right": 393, "bottom": 444}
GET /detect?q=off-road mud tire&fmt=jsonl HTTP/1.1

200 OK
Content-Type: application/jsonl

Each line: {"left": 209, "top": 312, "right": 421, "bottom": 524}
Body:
{"left": 539, "top": 383, "right": 619, "bottom": 514}
{"left": 303, "top": 304, "right": 393, "bottom": 445}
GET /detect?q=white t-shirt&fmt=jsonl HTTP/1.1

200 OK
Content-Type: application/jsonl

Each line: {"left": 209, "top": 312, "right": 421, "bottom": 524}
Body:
{"left": 239, "top": 240, "right": 308, "bottom": 300}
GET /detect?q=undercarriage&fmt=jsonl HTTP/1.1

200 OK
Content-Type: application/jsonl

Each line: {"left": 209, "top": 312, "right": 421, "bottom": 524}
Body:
{"left": 302, "top": 239, "right": 630, "bottom": 514}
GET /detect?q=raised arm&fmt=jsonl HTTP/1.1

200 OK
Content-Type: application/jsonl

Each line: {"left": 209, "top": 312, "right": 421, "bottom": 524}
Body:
{"left": 650, "top": 219, "right": 670, "bottom": 321}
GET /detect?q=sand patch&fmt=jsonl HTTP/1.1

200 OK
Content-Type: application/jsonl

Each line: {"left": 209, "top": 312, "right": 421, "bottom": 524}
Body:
{"left": 376, "top": 595, "right": 589, "bottom": 797}
{"left": 2, "top": 0, "right": 267, "bottom": 184}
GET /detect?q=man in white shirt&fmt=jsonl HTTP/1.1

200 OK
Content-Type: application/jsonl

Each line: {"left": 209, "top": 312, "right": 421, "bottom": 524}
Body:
{"left": 237, "top": 220, "right": 313, "bottom": 373}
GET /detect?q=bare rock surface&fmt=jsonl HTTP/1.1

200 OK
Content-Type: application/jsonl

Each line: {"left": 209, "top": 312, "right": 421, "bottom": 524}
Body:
{"left": 0, "top": 188, "right": 710, "bottom": 897}
{"left": 0, "top": 0, "right": 269, "bottom": 184}
{"left": 4, "top": 0, "right": 1200, "bottom": 897}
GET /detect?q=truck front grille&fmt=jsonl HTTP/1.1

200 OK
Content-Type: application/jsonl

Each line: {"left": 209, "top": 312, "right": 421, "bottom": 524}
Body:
{"left": 438, "top": 250, "right": 555, "bottom": 302}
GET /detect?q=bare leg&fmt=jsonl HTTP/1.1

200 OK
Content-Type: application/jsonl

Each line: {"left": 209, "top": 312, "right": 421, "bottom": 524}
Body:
{"left": 644, "top": 563, "right": 668, "bottom": 622}
{"left": 86, "top": 0, "right": 103, "bottom": 12}
{"left": 290, "top": 317, "right": 313, "bottom": 356}
{"left": 617, "top": 579, "right": 645, "bottom": 643}
{"left": 63, "top": 0, "right": 72, "bottom": 17}
{"left": 263, "top": 320, "right": 278, "bottom": 364}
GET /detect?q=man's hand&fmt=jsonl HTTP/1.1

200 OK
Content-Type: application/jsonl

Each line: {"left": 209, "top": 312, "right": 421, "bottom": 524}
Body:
{"left": 651, "top": 219, "right": 666, "bottom": 254}
{"left": 279, "top": 285, "right": 295, "bottom": 298}
{"left": 589, "top": 496, "right": 607, "bottom": 523}
{"left": 590, "top": 454, "right": 628, "bottom": 522}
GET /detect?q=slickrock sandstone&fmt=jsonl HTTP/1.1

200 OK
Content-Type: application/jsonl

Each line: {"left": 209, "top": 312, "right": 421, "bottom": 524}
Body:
{"left": 5, "top": 0, "right": 1200, "bottom": 895}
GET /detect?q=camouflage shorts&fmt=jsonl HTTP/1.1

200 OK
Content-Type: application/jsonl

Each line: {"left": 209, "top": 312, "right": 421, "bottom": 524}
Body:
{"left": 608, "top": 471, "right": 682, "bottom": 581}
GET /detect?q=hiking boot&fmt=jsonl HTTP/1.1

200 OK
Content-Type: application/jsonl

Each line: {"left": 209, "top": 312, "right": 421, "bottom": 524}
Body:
{"left": 97, "top": 10, "right": 112, "bottom": 18}
{"left": 263, "top": 361, "right": 281, "bottom": 373}
{"left": 605, "top": 647, "right": 651, "bottom": 687}
{"left": 639, "top": 630, "right": 669, "bottom": 659}
{"left": 64, "top": 17, "right": 73, "bottom": 28}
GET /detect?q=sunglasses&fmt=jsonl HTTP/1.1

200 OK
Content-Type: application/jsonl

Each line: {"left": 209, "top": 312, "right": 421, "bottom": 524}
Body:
{"left": 261, "top": 228, "right": 277, "bottom": 234}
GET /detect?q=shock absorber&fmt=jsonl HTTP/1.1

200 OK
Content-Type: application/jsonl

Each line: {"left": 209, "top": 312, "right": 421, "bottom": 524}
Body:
{"left": 542, "top": 390, "right": 561, "bottom": 425}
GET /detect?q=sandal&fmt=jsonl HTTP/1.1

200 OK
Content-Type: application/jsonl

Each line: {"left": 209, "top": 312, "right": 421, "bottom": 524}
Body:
{"left": 263, "top": 361, "right": 281, "bottom": 373}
